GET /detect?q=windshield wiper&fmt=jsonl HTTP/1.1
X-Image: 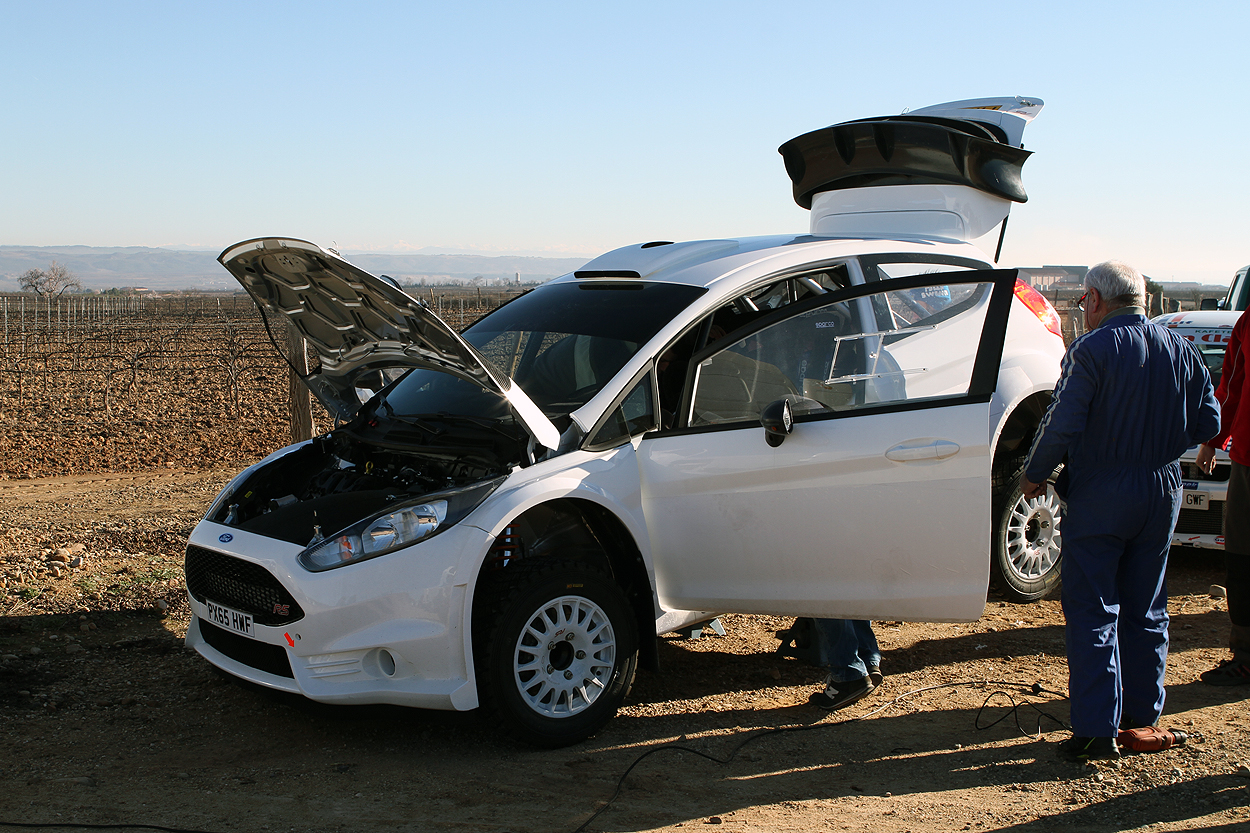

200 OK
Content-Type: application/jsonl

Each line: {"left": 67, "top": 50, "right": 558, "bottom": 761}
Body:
{"left": 378, "top": 399, "right": 444, "bottom": 434}
{"left": 404, "top": 411, "right": 520, "bottom": 440}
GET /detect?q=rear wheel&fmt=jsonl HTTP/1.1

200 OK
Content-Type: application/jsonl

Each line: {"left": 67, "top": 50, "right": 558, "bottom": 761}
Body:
{"left": 992, "top": 478, "right": 1063, "bottom": 602}
{"left": 476, "top": 560, "right": 638, "bottom": 747}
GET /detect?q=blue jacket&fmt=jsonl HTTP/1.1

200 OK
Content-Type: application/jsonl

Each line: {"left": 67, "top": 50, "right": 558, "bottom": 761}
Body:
{"left": 1024, "top": 306, "right": 1220, "bottom": 489}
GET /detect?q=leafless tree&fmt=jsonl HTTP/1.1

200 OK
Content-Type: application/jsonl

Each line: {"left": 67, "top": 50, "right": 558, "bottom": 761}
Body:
{"left": 20, "top": 261, "right": 82, "bottom": 298}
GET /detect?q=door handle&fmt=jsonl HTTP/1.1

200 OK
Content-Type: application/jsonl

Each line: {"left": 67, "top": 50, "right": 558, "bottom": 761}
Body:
{"left": 885, "top": 440, "right": 960, "bottom": 462}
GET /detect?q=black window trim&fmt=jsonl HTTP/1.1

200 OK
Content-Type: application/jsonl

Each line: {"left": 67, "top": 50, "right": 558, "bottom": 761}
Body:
{"left": 857, "top": 252, "right": 991, "bottom": 282}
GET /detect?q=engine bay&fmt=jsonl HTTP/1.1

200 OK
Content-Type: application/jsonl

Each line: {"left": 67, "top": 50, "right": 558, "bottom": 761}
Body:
{"left": 210, "top": 417, "right": 528, "bottom": 546}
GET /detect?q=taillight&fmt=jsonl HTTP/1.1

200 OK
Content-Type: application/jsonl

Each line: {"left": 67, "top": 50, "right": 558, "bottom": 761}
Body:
{"left": 1013, "top": 279, "right": 1064, "bottom": 340}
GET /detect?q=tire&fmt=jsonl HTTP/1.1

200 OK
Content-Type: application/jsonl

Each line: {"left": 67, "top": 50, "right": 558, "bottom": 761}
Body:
{"left": 992, "top": 477, "right": 1063, "bottom": 602}
{"left": 476, "top": 560, "right": 638, "bottom": 747}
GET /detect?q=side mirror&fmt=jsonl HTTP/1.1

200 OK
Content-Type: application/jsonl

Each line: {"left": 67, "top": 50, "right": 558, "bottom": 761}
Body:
{"left": 760, "top": 398, "right": 794, "bottom": 447}
{"left": 1200, "top": 297, "right": 1219, "bottom": 311}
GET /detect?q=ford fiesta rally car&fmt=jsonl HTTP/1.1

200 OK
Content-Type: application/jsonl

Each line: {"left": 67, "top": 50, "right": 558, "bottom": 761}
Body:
{"left": 184, "top": 96, "right": 1066, "bottom": 746}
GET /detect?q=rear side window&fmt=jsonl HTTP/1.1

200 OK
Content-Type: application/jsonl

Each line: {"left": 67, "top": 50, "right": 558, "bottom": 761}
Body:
{"left": 859, "top": 255, "right": 986, "bottom": 331}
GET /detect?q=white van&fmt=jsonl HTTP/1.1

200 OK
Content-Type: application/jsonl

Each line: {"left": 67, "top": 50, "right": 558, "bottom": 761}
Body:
{"left": 1153, "top": 264, "right": 1247, "bottom": 550}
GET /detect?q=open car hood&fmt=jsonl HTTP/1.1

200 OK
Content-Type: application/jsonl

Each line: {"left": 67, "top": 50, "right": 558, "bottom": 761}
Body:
{"left": 218, "top": 237, "right": 560, "bottom": 449}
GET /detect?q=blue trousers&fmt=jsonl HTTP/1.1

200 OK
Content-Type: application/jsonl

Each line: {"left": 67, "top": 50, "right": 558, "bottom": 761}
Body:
{"left": 1060, "top": 467, "right": 1180, "bottom": 737}
{"left": 815, "top": 619, "right": 880, "bottom": 683}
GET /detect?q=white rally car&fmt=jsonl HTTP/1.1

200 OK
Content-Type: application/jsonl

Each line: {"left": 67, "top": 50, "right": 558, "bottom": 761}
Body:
{"left": 184, "top": 96, "right": 1065, "bottom": 746}
{"left": 1153, "top": 263, "right": 1248, "bottom": 550}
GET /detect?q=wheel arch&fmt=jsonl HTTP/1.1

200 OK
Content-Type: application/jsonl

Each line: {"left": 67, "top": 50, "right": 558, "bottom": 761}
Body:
{"left": 990, "top": 388, "right": 1053, "bottom": 487}
{"left": 989, "top": 387, "right": 1064, "bottom": 603}
{"left": 469, "top": 495, "right": 660, "bottom": 673}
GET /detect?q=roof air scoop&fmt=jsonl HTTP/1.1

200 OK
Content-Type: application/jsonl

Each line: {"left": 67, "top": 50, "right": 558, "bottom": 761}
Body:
{"left": 780, "top": 96, "right": 1043, "bottom": 244}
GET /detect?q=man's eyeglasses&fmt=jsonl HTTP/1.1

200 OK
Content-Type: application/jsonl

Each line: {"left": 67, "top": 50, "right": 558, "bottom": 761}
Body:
{"left": 1077, "top": 292, "right": 1088, "bottom": 311}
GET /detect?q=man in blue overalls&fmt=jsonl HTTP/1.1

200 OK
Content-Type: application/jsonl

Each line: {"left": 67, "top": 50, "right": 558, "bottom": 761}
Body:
{"left": 1021, "top": 261, "right": 1219, "bottom": 762}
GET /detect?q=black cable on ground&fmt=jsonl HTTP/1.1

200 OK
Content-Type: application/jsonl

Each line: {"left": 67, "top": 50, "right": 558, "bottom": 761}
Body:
{"left": 975, "top": 689, "right": 1070, "bottom": 739}
{"left": 572, "top": 677, "right": 1069, "bottom": 833}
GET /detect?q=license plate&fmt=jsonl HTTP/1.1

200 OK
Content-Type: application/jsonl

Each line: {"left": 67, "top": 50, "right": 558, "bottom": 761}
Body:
{"left": 1183, "top": 490, "right": 1208, "bottom": 510}
{"left": 206, "top": 599, "right": 254, "bottom": 637}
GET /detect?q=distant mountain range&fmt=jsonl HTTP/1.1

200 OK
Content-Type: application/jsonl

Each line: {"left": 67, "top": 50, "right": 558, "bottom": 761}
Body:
{"left": 0, "top": 245, "right": 591, "bottom": 291}
{"left": 4, "top": 245, "right": 1226, "bottom": 297}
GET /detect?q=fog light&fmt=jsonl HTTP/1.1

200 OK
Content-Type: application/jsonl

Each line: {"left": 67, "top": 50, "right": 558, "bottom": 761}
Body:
{"left": 375, "top": 648, "right": 397, "bottom": 678}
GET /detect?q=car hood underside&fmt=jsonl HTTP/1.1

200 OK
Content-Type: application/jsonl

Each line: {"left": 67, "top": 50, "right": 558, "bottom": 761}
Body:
{"left": 218, "top": 237, "right": 559, "bottom": 449}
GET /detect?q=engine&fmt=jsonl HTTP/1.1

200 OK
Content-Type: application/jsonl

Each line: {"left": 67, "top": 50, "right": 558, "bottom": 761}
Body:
{"left": 209, "top": 428, "right": 520, "bottom": 547}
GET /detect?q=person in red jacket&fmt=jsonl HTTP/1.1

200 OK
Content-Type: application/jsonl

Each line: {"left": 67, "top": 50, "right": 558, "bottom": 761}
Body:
{"left": 1196, "top": 310, "right": 1250, "bottom": 684}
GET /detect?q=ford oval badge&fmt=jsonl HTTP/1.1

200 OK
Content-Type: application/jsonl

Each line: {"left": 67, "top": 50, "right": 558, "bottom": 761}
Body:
{"left": 218, "top": 533, "right": 234, "bottom": 543}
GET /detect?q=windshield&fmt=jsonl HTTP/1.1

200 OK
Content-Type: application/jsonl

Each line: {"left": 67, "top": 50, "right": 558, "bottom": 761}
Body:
{"left": 381, "top": 280, "right": 706, "bottom": 421}
{"left": 1199, "top": 345, "right": 1226, "bottom": 388}
{"left": 1230, "top": 269, "right": 1249, "bottom": 311}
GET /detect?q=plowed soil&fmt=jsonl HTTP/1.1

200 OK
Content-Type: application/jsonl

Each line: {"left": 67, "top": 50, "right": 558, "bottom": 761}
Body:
{"left": 1, "top": 300, "right": 1247, "bottom": 832}
{"left": 2, "top": 469, "right": 1248, "bottom": 833}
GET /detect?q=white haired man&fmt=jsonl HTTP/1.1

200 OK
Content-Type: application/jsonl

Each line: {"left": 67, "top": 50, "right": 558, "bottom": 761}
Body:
{"left": 1021, "top": 261, "right": 1219, "bottom": 762}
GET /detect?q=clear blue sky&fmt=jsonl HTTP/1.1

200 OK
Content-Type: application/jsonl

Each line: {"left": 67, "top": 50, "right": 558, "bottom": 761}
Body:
{"left": 3, "top": 0, "right": 1246, "bottom": 283}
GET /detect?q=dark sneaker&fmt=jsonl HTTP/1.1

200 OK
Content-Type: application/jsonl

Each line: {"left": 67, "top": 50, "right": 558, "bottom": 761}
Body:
{"left": 867, "top": 664, "right": 884, "bottom": 688}
{"left": 809, "top": 675, "right": 873, "bottom": 711}
{"left": 1199, "top": 659, "right": 1250, "bottom": 686}
{"left": 1057, "top": 735, "right": 1119, "bottom": 763}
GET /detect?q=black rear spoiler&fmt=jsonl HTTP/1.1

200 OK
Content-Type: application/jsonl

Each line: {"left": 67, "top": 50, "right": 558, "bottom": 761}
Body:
{"left": 779, "top": 116, "right": 1032, "bottom": 210}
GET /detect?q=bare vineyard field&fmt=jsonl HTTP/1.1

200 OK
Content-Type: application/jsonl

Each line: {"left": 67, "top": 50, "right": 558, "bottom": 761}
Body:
{"left": 0, "top": 289, "right": 524, "bottom": 480}
{"left": 1, "top": 292, "right": 1248, "bottom": 832}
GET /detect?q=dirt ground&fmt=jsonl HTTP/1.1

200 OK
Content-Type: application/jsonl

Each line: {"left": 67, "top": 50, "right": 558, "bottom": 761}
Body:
{"left": 0, "top": 469, "right": 1247, "bottom": 833}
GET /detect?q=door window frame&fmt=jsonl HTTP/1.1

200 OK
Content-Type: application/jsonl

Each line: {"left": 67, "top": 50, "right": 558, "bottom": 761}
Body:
{"left": 663, "top": 269, "right": 1018, "bottom": 435}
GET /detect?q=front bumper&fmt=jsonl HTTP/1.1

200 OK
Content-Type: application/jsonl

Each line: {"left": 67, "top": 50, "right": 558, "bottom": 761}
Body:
{"left": 184, "top": 520, "right": 492, "bottom": 711}
{"left": 1171, "top": 455, "right": 1230, "bottom": 551}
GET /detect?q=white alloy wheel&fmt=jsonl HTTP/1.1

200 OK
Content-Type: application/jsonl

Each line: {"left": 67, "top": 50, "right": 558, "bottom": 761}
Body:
{"left": 478, "top": 560, "right": 638, "bottom": 746}
{"left": 513, "top": 594, "right": 618, "bottom": 718}
{"left": 1005, "top": 486, "right": 1063, "bottom": 585}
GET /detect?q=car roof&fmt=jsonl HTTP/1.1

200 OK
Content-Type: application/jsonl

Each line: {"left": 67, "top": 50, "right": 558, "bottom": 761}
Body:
{"left": 557, "top": 233, "right": 997, "bottom": 434}
{"left": 553, "top": 234, "right": 992, "bottom": 291}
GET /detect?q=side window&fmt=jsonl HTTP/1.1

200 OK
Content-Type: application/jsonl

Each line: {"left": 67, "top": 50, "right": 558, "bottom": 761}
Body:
{"left": 589, "top": 374, "right": 656, "bottom": 447}
{"left": 864, "top": 259, "right": 981, "bottom": 331}
{"left": 690, "top": 337, "right": 799, "bottom": 426}
{"left": 887, "top": 283, "right": 984, "bottom": 327}
{"left": 710, "top": 265, "right": 851, "bottom": 336}
{"left": 689, "top": 279, "right": 996, "bottom": 426}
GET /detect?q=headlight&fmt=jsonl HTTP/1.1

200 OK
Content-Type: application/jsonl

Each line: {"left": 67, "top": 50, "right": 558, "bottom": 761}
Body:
{"left": 302, "top": 501, "right": 446, "bottom": 568}
{"left": 297, "top": 476, "right": 505, "bottom": 572}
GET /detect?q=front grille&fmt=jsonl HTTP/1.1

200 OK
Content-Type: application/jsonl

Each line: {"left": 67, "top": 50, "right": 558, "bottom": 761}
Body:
{"left": 185, "top": 545, "right": 305, "bottom": 626}
{"left": 199, "top": 620, "right": 294, "bottom": 679}
{"left": 1183, "top": 462, "right": 1232, "bottom": 482}
{"left": 1175, "top": 501, "right": 1226, "bottom": 536}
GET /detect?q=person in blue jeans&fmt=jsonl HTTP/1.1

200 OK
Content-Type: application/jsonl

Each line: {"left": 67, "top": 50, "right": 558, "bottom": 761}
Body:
{"left": 809, "top": 619, "right": 882, "bottom": 710}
